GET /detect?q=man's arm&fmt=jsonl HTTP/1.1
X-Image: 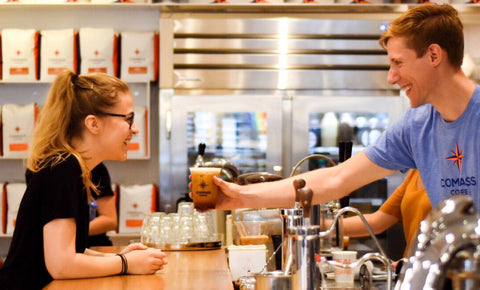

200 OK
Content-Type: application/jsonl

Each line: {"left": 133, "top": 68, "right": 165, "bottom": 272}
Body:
{"left": 213, "top": 151, "right": 396, "bottom": 210}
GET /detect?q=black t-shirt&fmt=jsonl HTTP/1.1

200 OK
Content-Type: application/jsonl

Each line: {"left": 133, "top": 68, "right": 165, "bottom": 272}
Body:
{"left": 0, "top": 155, "right": 89, "bottom": 290}
{"left": 88, "top": 162, "right": 115, "bottom": 247}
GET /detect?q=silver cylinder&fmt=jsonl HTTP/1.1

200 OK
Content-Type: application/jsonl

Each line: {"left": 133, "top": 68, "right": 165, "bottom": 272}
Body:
{"left": 287, "top": 225, "right": 322, "bottom": 290}
{"left": 281, "top": 208, "right": 303, "bottom": 271}
{"left": 254, "top": 271, "right": 292, "bottom": 290}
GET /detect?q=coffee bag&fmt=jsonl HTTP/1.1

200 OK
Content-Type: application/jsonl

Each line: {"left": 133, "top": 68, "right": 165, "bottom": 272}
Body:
{"left": 1, "top": 183, "right": 5, "bottom": 234}
{"left": 2, "top": 103, "right": 38, "bottom": 158}
{"left": 127, "top": 106, "right": 148, "bottom": 158}
{"left": 118, "top": 184, "right": 157, "bottom": 233}
{"left": 120, "top": 31, "right": 158, "bottom": 82}
{"left": 40, "top": 28, "right": 78, "bottom": 82}
{"left": 6, "top": 183, "right": 27, "bottom": 234}
{"left": 1, "top": 29, "right": 39, "bottom": 81}
{"left": 79, "top": 28, "right": 118, "bottom": 76}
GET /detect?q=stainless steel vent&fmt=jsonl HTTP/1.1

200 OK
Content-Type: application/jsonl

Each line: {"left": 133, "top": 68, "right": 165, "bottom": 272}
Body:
{"left": 164, "top": 18, "right": 392, "bottom": 90}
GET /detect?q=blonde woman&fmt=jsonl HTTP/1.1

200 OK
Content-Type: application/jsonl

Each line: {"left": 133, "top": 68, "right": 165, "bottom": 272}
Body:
{"left": 0, "top": 71, "right": 167, "bottom": 289}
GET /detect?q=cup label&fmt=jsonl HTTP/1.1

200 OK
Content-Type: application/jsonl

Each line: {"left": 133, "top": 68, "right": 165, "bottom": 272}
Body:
{"left": 332, "top": 251, "right": 357, "bottom": 285}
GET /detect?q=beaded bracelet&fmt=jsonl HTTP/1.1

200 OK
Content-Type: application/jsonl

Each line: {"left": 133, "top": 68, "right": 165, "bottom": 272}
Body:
{"left": 116, "top": 254, "right": 128, "bottom": 275}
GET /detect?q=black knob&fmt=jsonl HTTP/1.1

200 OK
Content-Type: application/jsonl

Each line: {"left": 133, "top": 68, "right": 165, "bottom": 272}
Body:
{"left": 198, "top": 143, "right": 206, "bottom": 156}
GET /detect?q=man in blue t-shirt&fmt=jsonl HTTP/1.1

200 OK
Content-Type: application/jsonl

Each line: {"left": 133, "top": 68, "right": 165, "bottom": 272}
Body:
{"left": 207, "top": 4, "right": 480, "bottom": 211}
{"left": 363, "top": 3, "right": 480, "bottom": 208}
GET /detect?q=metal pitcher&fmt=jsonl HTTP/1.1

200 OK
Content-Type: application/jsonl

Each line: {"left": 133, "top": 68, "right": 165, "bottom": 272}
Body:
{"left": 281, "top": 208, "right": 303, "bottom": 271}
{"left": 286, "top": 225, "right": 322, "bottom": 290}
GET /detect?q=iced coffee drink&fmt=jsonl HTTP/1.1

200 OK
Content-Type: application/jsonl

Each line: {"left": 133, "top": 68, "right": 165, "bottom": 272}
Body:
{"left": 189, "top": 167, "right": 222, "bottom": 211}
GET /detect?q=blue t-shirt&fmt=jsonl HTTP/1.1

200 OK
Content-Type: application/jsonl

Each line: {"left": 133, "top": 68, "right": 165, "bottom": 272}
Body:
{"left": 365, "top": 85, "right": 480, "bottom": 208}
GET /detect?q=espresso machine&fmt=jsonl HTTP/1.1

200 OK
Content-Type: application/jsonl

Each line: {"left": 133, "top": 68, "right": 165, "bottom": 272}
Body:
{"left": 395, "top": 195, "right": 480, "bottom": 289}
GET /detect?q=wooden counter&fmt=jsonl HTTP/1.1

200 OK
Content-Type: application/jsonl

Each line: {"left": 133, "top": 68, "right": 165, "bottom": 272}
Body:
{"left": 44, "top": 247, "right": 233, "bottom": 290}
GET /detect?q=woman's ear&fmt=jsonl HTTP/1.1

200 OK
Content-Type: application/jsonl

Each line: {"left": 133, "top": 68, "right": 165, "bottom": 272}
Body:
{"left": 84, "top": 115, "right": 102, "bottom": 134}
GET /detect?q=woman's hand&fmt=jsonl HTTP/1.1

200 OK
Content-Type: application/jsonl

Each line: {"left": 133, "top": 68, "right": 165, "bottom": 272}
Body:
{"left": 120, "top": 242, "right": 148, "bottom": 255}
{"left": 124, "top": 248, "right": 168, "bottom": 274}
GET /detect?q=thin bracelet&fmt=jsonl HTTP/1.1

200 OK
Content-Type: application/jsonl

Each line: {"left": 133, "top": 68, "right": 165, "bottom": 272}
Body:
{"left": 116, "top": 254, "right": 128, "bottom": 275}
{"left": 123, "top": 254, "right": 128, "bottom": 274}
{"left": 116, "top": 254, "right": 125, "bottom": 274}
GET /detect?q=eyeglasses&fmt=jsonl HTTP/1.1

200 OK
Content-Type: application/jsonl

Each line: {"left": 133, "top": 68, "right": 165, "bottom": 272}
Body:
{"left": 98, "top": 112, "right": 135, "bottom": 129}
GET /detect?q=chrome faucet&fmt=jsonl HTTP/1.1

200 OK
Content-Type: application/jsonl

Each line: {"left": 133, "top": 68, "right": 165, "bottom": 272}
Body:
{"left": 289, "top": 153, "right": 336, "bottom": 178}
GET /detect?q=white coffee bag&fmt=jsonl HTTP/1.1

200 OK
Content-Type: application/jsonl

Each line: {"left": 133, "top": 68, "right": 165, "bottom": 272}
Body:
{"left": 79, "top": 28, "right": 118, "bottom": 76}
{"left": 127, "top": 106, "right": 148, "bottom": 158}
{"left": 0, "top": 0, "right": 35, "bottom": 3}
{"left": 0, "top": 183, "right": 5, "bottom": 234}
{"left": 120, "top": 31, "right": 158, "bottom": 82}
{"left": 90, "top": 0, "right": 116, "bottom": 3}
{"left": 36, "top": 0, "right": 73, "bottom": 3}
{"left": 1, "top": 29, "right": 39, "bottom": 81}
{"left": 118, "top": 184, "right": 157, "bottom": 233}
{"left": 0, "top": 105, "right": 2, "bottom": 156}
{"left": 6, "top": 183, "right": 27, "bottom": 234}
{"left": 2, "top": 103, "right": 37, "bottom": 158}
{"left": 40, "top": 28, "right": 78, "bottom": 82}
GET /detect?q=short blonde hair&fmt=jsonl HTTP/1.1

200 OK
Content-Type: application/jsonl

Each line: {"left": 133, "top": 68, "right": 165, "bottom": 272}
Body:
{"left": 379, "top": 4, "right": 463, "bottom": 68}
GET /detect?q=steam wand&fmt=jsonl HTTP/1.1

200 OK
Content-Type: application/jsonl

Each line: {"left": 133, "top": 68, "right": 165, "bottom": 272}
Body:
{"left": 320, "top": 206, "right": 390, "bottom": 261}
{"left": 289, "top": 154, "right": 336, "bottom": 177}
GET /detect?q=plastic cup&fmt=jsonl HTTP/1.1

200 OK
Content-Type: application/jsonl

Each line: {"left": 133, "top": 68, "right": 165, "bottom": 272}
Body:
{"left": 189, "top": 167, "right": 222, "bottom": 211}
{"left": 332, "top": 250, "right": 357, "bottom": 286}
